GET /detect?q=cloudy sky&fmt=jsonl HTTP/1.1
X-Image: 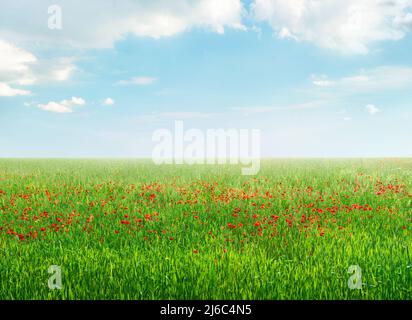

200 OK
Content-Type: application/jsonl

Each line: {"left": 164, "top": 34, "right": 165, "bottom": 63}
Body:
{"left": 1, "top": 0, "right": 412, "bottom": 157}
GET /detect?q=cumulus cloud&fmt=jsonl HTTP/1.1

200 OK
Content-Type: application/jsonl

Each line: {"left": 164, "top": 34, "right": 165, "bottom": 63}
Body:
{"left": 366, "top": 104, "right": 380, "bottom": 115}
{"left": 0, "top": 0, "right": 245, "bottom": 49}
{"left": 117, "top": 77, "right": 157, "bottom": 86}
{"left": 0, "top": 39, "right": 37, "bottom": 85}
{"left": 252, "top": 0, "right": 412, "bottom": 54}
{"left": 37, "top": 101, "right": 73, "bottom": 113}
{"left": 394, "top": 11, "right": 412, "bottom": 30}
{"left": 102, "top": 97, "right": 115, "bottom": 106}
{"left": 0, "top": 82, "right": 31, "bottom": 97}
{"left": 49, "top": 59, "right": 77, "bottom": 82}
{"left": 37, "top": 96, "right": 85, "bottom": 113}
{"left": 0, "top": 39, "right": 77, "bottom": 93}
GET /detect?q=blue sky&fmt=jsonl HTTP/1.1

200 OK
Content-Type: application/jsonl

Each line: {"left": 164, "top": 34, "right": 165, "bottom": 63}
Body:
{"left": 1, "top": 0, "right": 412, "bottom": 157}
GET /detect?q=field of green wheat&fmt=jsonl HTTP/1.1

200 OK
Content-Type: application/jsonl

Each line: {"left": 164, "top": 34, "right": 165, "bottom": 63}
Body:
{"left": 0, "top": 159, "right": 410, "bottom": 299}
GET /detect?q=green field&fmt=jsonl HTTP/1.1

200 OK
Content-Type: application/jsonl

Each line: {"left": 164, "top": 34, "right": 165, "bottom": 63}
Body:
{"left": 0, "top": 159, "right": 410, "bottom": 299}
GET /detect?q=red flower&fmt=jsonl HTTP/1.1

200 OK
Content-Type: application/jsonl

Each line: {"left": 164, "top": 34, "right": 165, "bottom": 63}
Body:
{"left": 193, "top": 249, "right": 199, "bottom": 254}
{"left": 45, "top": 190, "right": 51, "bottom": 202}
{"left": 254, "top": 221, "right": 261, "bottom": 227}
{"left": 114, "top": 230, "right": 119, "bottom": 234}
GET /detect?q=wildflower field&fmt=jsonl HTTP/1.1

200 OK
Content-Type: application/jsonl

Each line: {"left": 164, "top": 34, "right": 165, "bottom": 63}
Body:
{"left": 0, "top": 159, "right": 410, "bottom": 300}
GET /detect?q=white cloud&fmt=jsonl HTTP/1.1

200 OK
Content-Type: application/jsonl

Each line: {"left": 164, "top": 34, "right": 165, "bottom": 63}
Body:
{"left": 68, "top": 97, "right": 85, "bottom": 105}
{"left": 102, "top": 98, "right": 115, "bottom": 106}
{"left": 36, "top": 96, "right": 85, "bottom": 113}
{"left": 117, "top": 77, "right": 157, "bottom": 86}
{"left": 252, "top": 0, "right": 412, "bottom": 54}
{"left": 311, "top": 66, "right": 412, "bottom": 92}
{"left": 50, "top": 60, "right": 77, "bottom": 82}
{"left": 0, "top": 39, "right": 77, "bottom": 91}
{"left": 37, "top": 102, "right": 73, "bottom": 114}
{"left": 311, "top": 75, "right": 335, "bottom": 87}
{"left": 366, "top": 104, "right": 380, "bottom": 115}
{"left": 0, "top": 0, "right": 245, "bottom": 49}
{"left": 29, "top": 57, "right": 77, "bottom": 84}
{"left": 394, "top": 12, "right": 412, "bottom": 30}
{"left": 343, "top": 117, "right": 352, "bottom": 121}
{"left": 312, "top": 80, "right": 334, "bottom": 87}
{"left": 0, "top": 39, "right": 37, "bottom": 85}
{"left": 0, "top": 82, "right": 31, "bottom": 97}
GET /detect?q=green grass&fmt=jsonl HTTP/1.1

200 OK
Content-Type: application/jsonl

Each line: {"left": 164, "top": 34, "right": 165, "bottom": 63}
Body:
{"left": 0, "top": 159, "right": 411, "bottom": 299}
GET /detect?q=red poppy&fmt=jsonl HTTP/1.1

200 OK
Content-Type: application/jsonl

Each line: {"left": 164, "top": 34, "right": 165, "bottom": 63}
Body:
{"left": 271, "top": 215, "right": 279, "bottom": 221}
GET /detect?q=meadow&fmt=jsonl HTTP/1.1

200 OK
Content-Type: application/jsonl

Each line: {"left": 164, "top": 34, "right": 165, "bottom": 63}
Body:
{"left": 0, "top": 159, "right": 410, "bottom": 300}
